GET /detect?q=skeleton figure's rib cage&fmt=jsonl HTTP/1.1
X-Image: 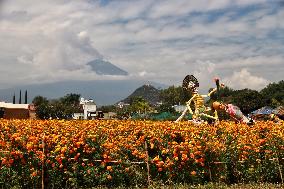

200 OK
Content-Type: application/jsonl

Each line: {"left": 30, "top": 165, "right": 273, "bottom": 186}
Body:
{"left": 175, "top": 75, "right": 219, "bottom": 123}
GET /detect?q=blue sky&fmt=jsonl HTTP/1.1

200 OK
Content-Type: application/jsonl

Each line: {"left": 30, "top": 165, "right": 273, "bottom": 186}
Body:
{"left": 0, "top": 0, "right": 283, "bottom": 91}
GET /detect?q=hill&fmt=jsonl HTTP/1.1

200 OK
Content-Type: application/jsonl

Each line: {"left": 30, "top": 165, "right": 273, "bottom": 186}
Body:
{"left": 0, "top": 80, "right": 166, "bottom": 106}
{"left": 119, "top": 84, "right": 161, "bottom": 105}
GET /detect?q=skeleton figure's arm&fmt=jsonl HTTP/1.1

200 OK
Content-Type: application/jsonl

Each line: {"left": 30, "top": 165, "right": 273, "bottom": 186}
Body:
{"left": 207, "top": 88, "right": 217, "bottom": 97}
{"left": 198, "top": 88, "right": 221, "bottom": 120}
{"left": 175, "top": 108, "right": 188, "bottom": 123}
{"left": 175, "top": 94, "right": 196, "bottom": 122}
{"left": 201, "top": 82, "right": 225, "bottom": 98}
{"left": 200, "top": 88, "right": 217, "bottom": 98}
{"left": 186, "top": 94, "right": 196, "bottom": 114}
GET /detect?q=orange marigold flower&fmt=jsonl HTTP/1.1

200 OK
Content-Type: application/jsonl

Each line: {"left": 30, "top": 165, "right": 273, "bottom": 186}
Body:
{"left": 107, "top": 174, "right": 112, "bottom": 180}
{"left": 191, "top": 171, "right": 197, "bottom": 176}
{"left": 31, "top": 171, "right": 37, "bottom": 177}
{"left": 106, "top": 166, "right": 112, "bottom": 171}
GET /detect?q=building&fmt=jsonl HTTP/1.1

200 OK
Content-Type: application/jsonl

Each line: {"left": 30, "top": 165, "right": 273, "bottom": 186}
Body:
{"left": 73, "top": 98, "right": 97, "bottom": 120}
{"left": 117, "top": 101, "right": 130, "bottom": 109}
{"left": 0, "top": 102, "right": 36, "bottom": 119}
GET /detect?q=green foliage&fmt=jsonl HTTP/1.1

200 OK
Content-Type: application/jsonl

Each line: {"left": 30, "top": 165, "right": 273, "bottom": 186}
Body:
{"left": 122, "top": 84, "right": 161, "bottom": 105}
{"left": 32, "top": 95, "right": 49, "bottom": 106}
{"left": 159, "top": 86, "right": 191, "bottom": 106}
{"left": 231, "top": 89, "right": 265, "bottom": 115}
{"left": 18, "top": 90, "right": 22, "bottom": 104}
{"left": 260, "top": 80, "right": 284, "bottom": 107}
{"left": 32, "top": 93, "right": 81, "bottom": 119}
{"left": 128, "top": 96, "right": 151, "bottom": 114}
{"left": 98, "top": 105, "right": 117, "bottom": 112}
{"left": 209, "top": 86, "right": 235, "bottom": 103}
{"left": 156, "top": 104, "right": 176, "bottom": 113}
{"left": 25, "top": 90, "right": 28, "bottom": 104}
{"left": 32, "top": 96, "right": 50, "bottom": 119}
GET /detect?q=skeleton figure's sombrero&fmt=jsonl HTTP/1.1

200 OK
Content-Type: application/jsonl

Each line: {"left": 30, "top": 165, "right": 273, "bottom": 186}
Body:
{"left": 182, "top": 75, "right": 199, "bottom": 91}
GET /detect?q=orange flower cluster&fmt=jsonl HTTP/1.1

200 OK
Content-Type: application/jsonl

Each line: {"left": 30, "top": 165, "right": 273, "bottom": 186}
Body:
{"left": 0, "top": 119, "right": 283, "bottom": 186}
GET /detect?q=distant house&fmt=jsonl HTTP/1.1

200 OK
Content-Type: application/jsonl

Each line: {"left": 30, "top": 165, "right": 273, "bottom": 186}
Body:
{"left": 73, "top": 98, "right": 97, "bottom": 120}
{"left": 117, "top": 101, "right": 130, "bottom": 109}
{"left": 0, "top": 102, "right": 36, "bottom": 119}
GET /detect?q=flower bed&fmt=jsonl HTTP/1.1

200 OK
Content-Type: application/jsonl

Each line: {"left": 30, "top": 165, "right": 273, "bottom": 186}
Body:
{"left": 0, "top": 119, "right": 283, "bottom": 188}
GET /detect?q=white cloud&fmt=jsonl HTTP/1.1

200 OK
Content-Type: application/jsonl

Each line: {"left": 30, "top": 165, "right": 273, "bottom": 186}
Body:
{"left": 235, "top": 0, "right": 268, "bottom": 6}
{"left": 190, "top": 60, "right": 219, "bottom": 91}
{"left": 0, "top": 0, "right": 283, "bottom": 90}
{"left": 138, "top": 71, "right": 147, "bottom": 77}
{"left": 223, "top": 68, "right": 270, "bottom": 90}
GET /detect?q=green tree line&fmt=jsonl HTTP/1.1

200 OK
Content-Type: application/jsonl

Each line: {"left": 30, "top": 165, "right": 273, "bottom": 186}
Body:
{"left": 32, "top": 93, "right": 81, "bottom": 119}
{"left": 32, "top": 80, "right": 284, "bottom": 120}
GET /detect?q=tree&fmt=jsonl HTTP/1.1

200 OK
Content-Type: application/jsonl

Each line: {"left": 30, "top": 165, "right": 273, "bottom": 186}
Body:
{"left": 98, "top": 105, "right": 117, "bottom": 112}
{"left": 59, "top": 93, "right": 81, "bottom": 119}
{"left": 49, "top": 100, "right": 65, "bottom": 119}
{"left": 36, "top": 103, "right": 51, "bottom": 120}
{"left": 32, "top": 96, "right": 50, "bottom": 119}
{"left": 13, "top": 93, "right": 15, "bottom": 104}
{"left": 60, "top": 93, "right": 81, "bottom": 107}
{"left": 157, "top": 86, "right": 191, "bottom": 112}
{"left": 159, "top": 86, "right": 191, "bottom": 107}
{"left": 260, "top": 80, "right": 284, "bottom": 107}
{"left": 24, "top": 90, "right": 28, "bottom": 104}
{"left": 32, "top": 94, "right": 81, "bottom": 120}
{"left": 156, "top": 103, "right": 176, "bottom": 113}
{"left": 209, "top": 86, "right": 234, "bottom": 102}
{"left": 19, "top": 90, "right": 22, "bottom": 104}
{"left": 129, "top": 96, "right": 150, "bottom": 114}
{"left": 231, "top": 89, "right": 265, "bottom": 115}
{"left": 32, "top": 96, "right": 49, "bottom": 107}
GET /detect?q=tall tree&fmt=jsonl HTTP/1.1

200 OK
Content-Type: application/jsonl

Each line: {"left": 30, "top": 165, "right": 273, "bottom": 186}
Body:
{"left": 24, "top": 90, "right": 28, "bottom": 104}
{"left": 13, "top": 93, "right": 16, "bottom": 104}
{"left": 19, "top": 90, "right": 22, "bottom": 104}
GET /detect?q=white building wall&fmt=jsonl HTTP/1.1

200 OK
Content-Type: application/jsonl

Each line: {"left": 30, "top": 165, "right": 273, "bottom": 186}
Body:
{"left": 82, "top": 102, "right": 96, "bottom": 120}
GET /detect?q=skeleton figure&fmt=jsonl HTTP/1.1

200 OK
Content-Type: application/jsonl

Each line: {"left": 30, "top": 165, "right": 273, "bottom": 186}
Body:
{"left": 175, "top": 75, "right": 220, "bottom": 123}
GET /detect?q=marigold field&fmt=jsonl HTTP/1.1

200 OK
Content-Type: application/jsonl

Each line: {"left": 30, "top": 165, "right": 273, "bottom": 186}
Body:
{"left": 0, "top": 119, "right": 283, "bottom": 188}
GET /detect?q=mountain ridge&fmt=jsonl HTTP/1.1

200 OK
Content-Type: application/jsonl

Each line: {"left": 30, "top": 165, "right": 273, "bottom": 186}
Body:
{"left": 87, "top": 59, "right": 128, "bottom": 76}
{"left": 0, "top": 80, "right": 167, "bottom": 106}
{"left": 119, "top": 84, "right": 161, "bottom": 105}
